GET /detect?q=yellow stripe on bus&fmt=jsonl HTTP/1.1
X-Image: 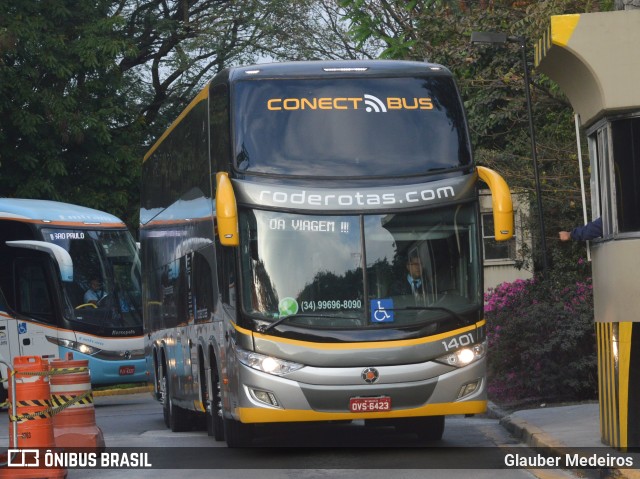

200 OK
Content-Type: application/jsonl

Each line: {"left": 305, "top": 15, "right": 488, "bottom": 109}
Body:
{"left": 238, "top": 400, "right": 487, "bottom": 424}
{"left": 143, "top": 86, "right": 210, "bottom": 163}
{"left": 232, "top": 320, "right": 486, "bottom": 350}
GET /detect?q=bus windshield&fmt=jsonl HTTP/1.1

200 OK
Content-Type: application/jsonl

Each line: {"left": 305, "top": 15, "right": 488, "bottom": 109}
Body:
{"left": 238, "top": 204, "right": 481, "bottom": 331}
{"left": 232, "top": 76, "right": 471, "bottom": 178}
{"left": 42, "top": 228, "right": 142, "bottom": 330}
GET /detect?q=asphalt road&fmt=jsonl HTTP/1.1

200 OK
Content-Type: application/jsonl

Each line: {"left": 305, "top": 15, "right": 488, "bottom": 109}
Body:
{"left": 0, "top": 392, "right": 580, "bottom": 479}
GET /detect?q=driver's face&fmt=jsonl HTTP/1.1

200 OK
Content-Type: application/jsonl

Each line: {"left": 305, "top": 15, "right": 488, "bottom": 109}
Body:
{"left": 407, "top": 260, "right": 422, "bottom": 279}
{"left": 91, "top": 279, "right": 101, "bottom": 290}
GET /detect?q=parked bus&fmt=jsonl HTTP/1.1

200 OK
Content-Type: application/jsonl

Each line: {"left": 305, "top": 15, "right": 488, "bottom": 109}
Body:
{"left": 141, "top": 60, "right": 513, "bottom": 446}
{"left": 0, "top": 199, "right": 145, "bottom": 402}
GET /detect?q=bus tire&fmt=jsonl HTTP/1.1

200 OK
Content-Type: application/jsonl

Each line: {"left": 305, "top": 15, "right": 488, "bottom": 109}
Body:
{"left": 167, "top": 376, "right": 191, "bottom": 433}
{"left": 395, "top": 415, "right": 445, "bottom": 442}
{"left": 224, "top": 417, "right": 254, "bottom": 447}
{"left": 206, "top": 364, "right": 225, "bottom": 441}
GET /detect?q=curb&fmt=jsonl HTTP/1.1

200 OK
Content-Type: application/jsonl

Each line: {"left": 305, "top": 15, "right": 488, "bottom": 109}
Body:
{"left": 93, "top": 385, "right": 152, "bottom": 397}
{"left": 488, "top": 402, "right": 640, "bottom": 479}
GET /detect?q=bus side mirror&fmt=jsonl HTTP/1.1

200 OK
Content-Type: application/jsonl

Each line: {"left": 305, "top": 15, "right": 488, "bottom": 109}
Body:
{"left": 477, "top": 166, "right": 514, "bottom": 241}
{"left": 6, "top": 240, "right": 74, "bottom": 282}
{"left": 215, "top": 172, "right": 239, "bottom": 246}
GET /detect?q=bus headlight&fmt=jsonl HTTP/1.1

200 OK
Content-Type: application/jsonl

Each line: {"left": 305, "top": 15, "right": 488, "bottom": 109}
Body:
{"left": 435, "top": 339, "right": 487, "bottom": 368}
{"left": 236, "top": 348, "right": 304, "bottom": 376}
{"left": 48, "top": 337, "right": 101, "bottom": 356}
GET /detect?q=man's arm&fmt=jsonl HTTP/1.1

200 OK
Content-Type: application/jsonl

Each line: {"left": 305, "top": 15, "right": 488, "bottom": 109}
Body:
{"left": 570, "top": 217, "right": 603, "bottom": 241}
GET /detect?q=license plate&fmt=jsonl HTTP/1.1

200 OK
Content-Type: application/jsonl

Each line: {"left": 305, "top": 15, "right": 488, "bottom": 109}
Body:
{"left": 119, "top": 365, "right": 135, "bottom": 376}
{"left": 349, "top": 396, "right": 391, "bottom": 413}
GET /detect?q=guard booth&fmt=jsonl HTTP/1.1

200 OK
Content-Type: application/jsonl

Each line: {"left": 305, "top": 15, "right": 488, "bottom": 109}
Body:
{"left": 536, "top": 10, "right": 640, "bottom": 449}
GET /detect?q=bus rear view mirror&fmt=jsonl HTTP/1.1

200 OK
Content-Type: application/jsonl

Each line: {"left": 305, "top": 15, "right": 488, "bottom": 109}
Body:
{"left": 6, "top": 240, "right": 74, "bottom": 282}
{"left": 215, "top": 172, "right": 239, "bottom": 246}
{"left": 477, "top": 166, "right": 514, "bottom": 241}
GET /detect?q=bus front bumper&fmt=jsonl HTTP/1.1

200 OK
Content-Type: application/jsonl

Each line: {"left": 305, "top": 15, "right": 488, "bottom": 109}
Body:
{"left": 58, "top": 346, "right": 147, "bottom": 385}
{"left": 232, "top": 357, "right": 487, "bottom": 424}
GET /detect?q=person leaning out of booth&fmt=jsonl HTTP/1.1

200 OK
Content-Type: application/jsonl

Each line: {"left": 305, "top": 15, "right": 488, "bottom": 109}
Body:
{"left": 559, "top": 217, "right": 602, "bottom": 242}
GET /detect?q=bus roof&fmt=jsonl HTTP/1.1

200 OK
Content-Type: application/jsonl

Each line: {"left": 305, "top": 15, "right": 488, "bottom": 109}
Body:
{"left": 226, "top": 59, "right": 452, "bottom": 81}
{"left": 0, "top": 198, "right": 125, "bottom": 226}
{"left": 143, "top": 60, "right": 455, "bottom": 163}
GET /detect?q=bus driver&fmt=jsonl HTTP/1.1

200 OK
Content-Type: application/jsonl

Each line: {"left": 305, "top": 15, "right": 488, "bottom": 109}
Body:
{"left": 84, "top": 278, "right": 105, "bottom": 304}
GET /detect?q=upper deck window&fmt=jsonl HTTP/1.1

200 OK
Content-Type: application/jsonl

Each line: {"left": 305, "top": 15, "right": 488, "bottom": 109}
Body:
{"left": 232, "top": 76, "right": 471, "bottom": 178}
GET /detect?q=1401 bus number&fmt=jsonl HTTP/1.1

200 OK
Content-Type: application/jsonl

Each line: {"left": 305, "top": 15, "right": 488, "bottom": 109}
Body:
{"left": 441, "top": 333, "right": 474, "bottom": 351}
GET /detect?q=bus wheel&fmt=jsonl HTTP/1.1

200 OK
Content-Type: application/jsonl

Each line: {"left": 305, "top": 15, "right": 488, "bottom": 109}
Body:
{"left": 207, "top": 366, "right": 225, "bottom": 441}
{"left": 166, "top": 376, "right": 191, "bottom": 433}
{"left": 395, "top": 416, "right": 445, "bottom": 442}
{"left": 224, "top": 417, "right": 254, "bottom": 447}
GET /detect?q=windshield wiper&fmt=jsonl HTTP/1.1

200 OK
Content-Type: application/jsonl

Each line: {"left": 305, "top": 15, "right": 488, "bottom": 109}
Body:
{"left": 259, "top": 313, "right": 359, "bottom": 333}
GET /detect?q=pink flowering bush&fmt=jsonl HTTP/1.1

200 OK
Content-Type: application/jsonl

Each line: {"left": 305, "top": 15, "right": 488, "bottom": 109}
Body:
{"left": 484, "top": 271, "right": 597, "bottom": 405}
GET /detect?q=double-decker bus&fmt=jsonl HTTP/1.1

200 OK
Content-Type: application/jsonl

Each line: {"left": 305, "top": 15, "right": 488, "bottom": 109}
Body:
{"left": 0, "top": 199, "right": 145, "bottom": 401}
{"left": 141, "top": 60, "right": 513, "bottom": 446}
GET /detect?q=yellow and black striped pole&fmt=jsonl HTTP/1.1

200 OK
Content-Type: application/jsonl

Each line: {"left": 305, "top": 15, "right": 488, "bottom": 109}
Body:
{"left": 596, "top": 322, "right": 640, "bottom": 449}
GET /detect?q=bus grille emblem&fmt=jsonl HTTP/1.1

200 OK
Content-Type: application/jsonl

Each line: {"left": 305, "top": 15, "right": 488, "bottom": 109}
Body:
{"left": 361, "top": 367, "right": 379, "bottom": 384}
{"left": 124, "top": 350, "right": 131, "bottom": 360}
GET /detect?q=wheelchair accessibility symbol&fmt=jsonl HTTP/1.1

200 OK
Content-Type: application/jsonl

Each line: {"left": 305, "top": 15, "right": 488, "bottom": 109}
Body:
{"left": 370, "top": 299, "right": 394, "bottom": 323}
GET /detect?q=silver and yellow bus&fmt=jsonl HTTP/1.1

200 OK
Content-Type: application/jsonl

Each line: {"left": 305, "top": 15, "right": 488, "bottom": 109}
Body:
{"left": 140, "top": 60, "right": 513, "bottom": 446}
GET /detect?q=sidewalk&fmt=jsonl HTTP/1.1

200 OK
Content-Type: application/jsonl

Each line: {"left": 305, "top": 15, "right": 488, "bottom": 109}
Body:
{"left": 489, "top": 401, "right": 640, "bottom": 479}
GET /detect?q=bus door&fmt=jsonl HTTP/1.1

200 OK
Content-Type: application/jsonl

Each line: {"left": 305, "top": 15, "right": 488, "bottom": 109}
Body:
{"left": 0, "top": 285, "right": 13, "bottom": 356}
{"left": 0, "top": 313, "right": 15, "bottom": 384}
{"left": 12, "top": 256, "right": 62, "bottom": 360}
{"left": 182, "top": 252, "right": 199, "bottom": 388}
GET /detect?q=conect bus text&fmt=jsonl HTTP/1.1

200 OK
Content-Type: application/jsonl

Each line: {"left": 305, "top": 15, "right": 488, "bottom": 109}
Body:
{"left": 267, "top": 97, "right": 434, "bottom": 111}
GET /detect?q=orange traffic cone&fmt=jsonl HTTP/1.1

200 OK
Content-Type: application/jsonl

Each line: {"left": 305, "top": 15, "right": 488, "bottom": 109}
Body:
{"left": 0, "top": 356, "right": 66, "bottom": 479}
{"left": 49, "top": 353, "right": 104, "bottom": 450}
{"left": 9, "top": 356, "right": 55, "bottom": 448}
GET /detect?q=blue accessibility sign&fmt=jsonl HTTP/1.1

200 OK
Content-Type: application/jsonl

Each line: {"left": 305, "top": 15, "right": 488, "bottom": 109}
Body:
{"left": 370, "top": 298, "right": 394, "bottom": 323}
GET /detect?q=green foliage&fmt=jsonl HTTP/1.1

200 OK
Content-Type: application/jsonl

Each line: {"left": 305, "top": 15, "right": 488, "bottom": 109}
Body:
{"left": 0, "top": 1, "right": 140, "bottom": 223}
{"left": 0, "top": 0, "right": 619, "bottom": 240}
{"left": 0, "top": 0, "right": 324, "bottom": 228}
{"left": 484, "top": 268, "right": 597, "bottom": 405}
{"left": 339, "top": 0, "right": 614, "bottom": 275}
{"left": 0, "top": 0, "right": 381, "bottom": 229}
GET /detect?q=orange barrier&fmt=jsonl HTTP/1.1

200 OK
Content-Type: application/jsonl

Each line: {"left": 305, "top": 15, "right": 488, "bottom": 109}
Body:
{"left": 49, "top": 353, "right": 104, "bottom": 450}
{"left": 0, "top": 355, "right": 67, "bottom": 479}
{"left": 9, "top": 356, "right": 55, "bottom": 449}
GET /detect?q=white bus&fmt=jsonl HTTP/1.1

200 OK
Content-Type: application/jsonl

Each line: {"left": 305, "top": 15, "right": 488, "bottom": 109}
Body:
{"left": 0, "top": 199, "right": 145, "bottom": 403}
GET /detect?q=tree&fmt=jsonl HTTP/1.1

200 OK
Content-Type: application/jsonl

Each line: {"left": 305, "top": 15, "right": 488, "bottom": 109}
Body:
{"left": 339, "top": 0, "right": 613, "bottom": 275}
{"left": 0, "top": 1, "right": 137, "bottom": 218}
{"left": 1, "top": 0, "right": 377, "bottom": 226}
{"left": 256, "top": 0, "right": 384, "bottom": 61}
